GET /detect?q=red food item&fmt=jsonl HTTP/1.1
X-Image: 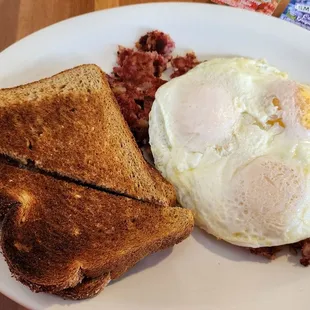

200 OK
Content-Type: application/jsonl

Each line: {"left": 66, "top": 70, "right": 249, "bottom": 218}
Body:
{"left": 109, "top": 32, "right": 176, "bottom": 145}
{"left": 170, "top": 52, "right": 200, "bottom": 78}
{"left": 249, "top": 239, "right": 310, "bottom": 266}
{"left": 109, "top": 73, "right": 166, "bottom": 145}
{"left": 136, "top": 30, "right": 175, "bottom": 56}
{"left": 291, "top": 239, "right": 310, "bottom": 266}
{"left": 109, "top": 47, "right": 168, "bottom": 144}
{"left": 110, "top": 33, "right": 202, "bottom": 144}
{"left": 300, "top": 239, "right": 310, "bottom": 266}
{"left": 249, "top": 246, "right": 280, "bottom": 260}
{"left": 114, "top": 46, "right": 168, "bottom": 80}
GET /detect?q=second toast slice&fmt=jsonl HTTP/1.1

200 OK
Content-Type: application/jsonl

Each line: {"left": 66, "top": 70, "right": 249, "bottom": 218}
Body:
{"left": 0, "top": 160, "right": 193, "bottom": 298}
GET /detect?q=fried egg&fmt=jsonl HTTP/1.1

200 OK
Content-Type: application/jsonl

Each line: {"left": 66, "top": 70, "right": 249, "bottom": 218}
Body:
{"left": 149, "top": 57, "right": 310, "bottom": 247}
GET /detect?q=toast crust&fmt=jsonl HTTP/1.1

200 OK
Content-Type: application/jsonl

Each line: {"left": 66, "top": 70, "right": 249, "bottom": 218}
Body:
{"left": 55, "top": 274, "right": 111, "bottom": 300}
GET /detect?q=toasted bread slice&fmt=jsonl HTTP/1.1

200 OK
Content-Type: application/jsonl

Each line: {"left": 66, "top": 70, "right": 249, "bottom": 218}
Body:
{"left": 0, "top": 162, "right": 193, "bottom": 296}
{"left": 54, "top": 274, "right": 111, "bottom": 300}
{"left": 0, "top": 65, "right": 176, "bottom": 207}
{"left": 18, "top": 273, "right": 111, "bottom": 300}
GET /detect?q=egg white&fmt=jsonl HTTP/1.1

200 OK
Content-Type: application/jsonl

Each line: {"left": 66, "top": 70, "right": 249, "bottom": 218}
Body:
{"left": 149, "top": 57, "right": 310, "bottom": 247}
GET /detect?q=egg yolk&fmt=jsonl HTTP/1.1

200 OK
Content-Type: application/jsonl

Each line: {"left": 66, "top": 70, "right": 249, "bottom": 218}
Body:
{"left": 298, "top": 85, "right": 310, "bottom": 129}
{"left": 267, "top": 97, "right": 285, "bottom": 128}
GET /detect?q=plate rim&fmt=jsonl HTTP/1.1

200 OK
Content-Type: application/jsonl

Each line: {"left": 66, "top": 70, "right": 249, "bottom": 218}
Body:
{"left": 0, "top": 2, "right": 310, "bottom": 309}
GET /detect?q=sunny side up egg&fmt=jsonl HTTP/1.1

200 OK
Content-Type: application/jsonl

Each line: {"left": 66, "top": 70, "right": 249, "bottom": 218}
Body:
{"left": 149, "top": 57, "right": 310, "bottom": 248}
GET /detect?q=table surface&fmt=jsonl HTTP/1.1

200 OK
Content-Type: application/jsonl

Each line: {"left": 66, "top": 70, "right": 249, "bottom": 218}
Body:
{"left": 0, "top": 0, "right": 289, "bottom": 309}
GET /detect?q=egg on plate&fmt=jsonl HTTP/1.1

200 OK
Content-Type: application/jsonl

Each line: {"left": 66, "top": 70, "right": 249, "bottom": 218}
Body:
{"left": 149, "top": 57, "right": 310, "bottom": 248}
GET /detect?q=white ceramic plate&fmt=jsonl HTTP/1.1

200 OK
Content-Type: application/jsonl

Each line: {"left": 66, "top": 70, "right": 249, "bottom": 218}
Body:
{"left": 0, "top": 3, "right": 310, "bottom": 310}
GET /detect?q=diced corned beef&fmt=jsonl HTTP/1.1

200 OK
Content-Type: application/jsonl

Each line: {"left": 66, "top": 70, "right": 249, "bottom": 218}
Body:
{"left": 114, "top": 47, "right": 168, "bottom": 81}
{"left": 110, "top": 34, "right": 199, "bottom": 145}
{"left": 171, "top": 52, "right": 200, "bottom": 78}
{"left": 116, "top": 46, "right": 133, "bottom": 66}
{"left": 249, "top": 240, "right": 310, "bottom": 266}
{"left": 108, "top": 69, "right": 166, "bottom": 145}
{"left": 143, "top": 79, "right": 166, "bottom": 98}
{"left": 290, "top": 239, "right": 310, "bottom": 266}
{"left": 108, "top": 36, "right": 172, "bottom": 145}
{"left": 136, "top": 30, "right": 175, "bottom": 56}
{"left": 249, "top": 246, "right": 280, "bottom": 260}
{"left": 300, "top": 239, "right": 310, "bottom": 266}
{"left": 108, "top": 76, "right": 143, "bottom": 101}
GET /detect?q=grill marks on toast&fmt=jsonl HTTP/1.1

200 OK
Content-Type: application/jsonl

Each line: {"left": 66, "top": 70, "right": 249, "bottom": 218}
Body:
{"left": 0, "top": 162, "right": 194, "bottom": 298}
{"left": 0, "top": 65, "right": 176, "bottom": 207}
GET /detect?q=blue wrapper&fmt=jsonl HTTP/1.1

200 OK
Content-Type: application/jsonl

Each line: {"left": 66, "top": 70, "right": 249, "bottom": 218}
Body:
{"left": 280, "top": 0, "right": 310, "bottom": 30}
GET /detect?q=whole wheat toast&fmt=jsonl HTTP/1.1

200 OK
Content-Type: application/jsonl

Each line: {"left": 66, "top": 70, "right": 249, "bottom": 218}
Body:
{"left": 55, "top": 274, "right": 111, "bottom": 300}
{"left": 19, "top": 273, "right": 112, "bottom": 300}
{"left": 0, "top": 65, "right": 176, "bottom": 207}
{"left": 0, "top": 161, "right": 194, "bottom": 298}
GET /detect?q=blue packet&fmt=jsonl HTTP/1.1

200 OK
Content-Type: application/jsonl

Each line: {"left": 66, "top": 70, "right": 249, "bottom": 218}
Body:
{"left": 280, "top": 0, "right": 310, "bottom": 30}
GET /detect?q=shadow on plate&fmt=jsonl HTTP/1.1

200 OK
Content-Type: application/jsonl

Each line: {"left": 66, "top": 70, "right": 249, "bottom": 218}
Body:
{"left": 112, "top": 247, "right": 173, "bottom": 284}
{"left": 192, "top": 226, "right": 303, "bottom": 266}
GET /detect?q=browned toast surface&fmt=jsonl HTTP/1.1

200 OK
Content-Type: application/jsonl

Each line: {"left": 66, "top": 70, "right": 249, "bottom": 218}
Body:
{"left": 54, "top": 274, "right": 111, "bottom": 300}
{"left": 0, "top": 162, "right": 194, "bottom": 295}
{"left": 18, "top": 273, "right": 112, "bottom": 300}
{"left": 0, "top": 65, "right": 176, "bottom": 207}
